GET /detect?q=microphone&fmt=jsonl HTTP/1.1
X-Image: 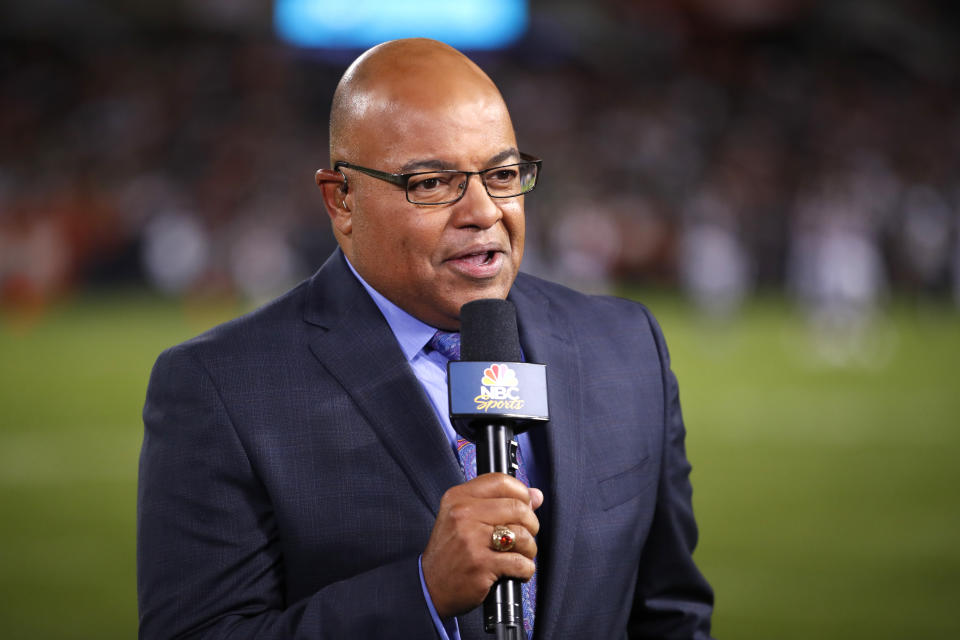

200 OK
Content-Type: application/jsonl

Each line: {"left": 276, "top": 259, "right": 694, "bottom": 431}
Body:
{"left": 448, "top": 299, "right": 549, "bottom": 639}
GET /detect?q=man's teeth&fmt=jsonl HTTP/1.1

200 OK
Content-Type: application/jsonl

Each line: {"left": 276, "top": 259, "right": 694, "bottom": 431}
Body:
{"left": 459, "top": 251, "right": 492, "bottom": 265}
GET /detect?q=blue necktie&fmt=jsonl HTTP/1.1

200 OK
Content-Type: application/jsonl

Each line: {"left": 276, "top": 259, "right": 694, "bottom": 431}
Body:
{"left": 427, "top": 330, "right": 536, "bottom": 637}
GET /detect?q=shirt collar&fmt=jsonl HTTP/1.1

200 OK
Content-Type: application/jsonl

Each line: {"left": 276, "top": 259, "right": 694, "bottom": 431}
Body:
{"left": 344, "top": 256, "right": 439, "bottom": 362}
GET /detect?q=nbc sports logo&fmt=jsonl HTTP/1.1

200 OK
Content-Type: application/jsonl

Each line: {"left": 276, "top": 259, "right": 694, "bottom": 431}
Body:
{"left": 479, "top": 364, "right": 520, "bottom": 400}
{"left": 448, "top": 360, "right": 546, "bottom": 419}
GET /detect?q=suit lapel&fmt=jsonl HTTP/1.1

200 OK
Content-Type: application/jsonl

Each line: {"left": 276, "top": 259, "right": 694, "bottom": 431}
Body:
{"left": 510, "top": 276, "right": 585, "bottom": 640}
{"left": 303, "top": 251, "right": 463, "bottom": 514}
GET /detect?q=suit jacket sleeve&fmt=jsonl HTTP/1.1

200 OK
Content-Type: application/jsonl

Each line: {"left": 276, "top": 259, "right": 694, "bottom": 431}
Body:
{"left": 137, "top": 344, "right": 440, "bottom": 640}
{"left": 627, "top": 306, "right": 714, "bottom": 639}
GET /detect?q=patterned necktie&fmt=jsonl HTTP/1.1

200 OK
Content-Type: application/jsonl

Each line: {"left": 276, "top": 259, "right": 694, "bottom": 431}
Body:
{"left": 427, "top": 330, "right": 536, "bottom": 637}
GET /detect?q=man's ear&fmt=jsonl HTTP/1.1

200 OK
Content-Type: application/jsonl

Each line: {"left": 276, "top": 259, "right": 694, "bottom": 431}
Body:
{"left": 315, "top": 169, "right": 352, "bottom": 236}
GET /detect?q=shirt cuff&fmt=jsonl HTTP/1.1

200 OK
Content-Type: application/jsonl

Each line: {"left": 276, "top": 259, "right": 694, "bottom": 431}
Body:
{"left": 418, "top": 554, "right": 461, "bottom": 640}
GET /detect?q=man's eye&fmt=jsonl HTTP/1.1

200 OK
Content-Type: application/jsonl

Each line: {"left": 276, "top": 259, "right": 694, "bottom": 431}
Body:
{"left": 410, "top": 175, "right": 448, "bottom": 192}
{"left": 488, "top": 168, "right": 518, "bottom": 183}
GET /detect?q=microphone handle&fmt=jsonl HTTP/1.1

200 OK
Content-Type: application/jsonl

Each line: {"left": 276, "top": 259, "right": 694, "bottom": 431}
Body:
{"left": 477, "top": 423, "right": 524, "bottom": 639}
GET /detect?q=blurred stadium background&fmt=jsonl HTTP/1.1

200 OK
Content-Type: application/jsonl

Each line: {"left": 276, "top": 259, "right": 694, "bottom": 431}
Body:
{"left": 1, "top": 0, "right": 959, "bottom": 638}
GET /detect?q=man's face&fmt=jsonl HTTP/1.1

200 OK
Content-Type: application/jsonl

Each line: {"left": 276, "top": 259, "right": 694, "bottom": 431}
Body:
{"left": 339, "top": 86, "right": 525, "bottom": 330}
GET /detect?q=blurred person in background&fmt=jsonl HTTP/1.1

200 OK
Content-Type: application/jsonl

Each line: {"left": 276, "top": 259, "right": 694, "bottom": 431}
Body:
{"left": 137, "top": 38, "right": 713, "bottom": 639}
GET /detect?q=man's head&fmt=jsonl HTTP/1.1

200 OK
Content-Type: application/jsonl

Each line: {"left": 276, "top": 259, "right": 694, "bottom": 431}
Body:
{"left": 316, "top": 38, "right": 530, "bottom": 330}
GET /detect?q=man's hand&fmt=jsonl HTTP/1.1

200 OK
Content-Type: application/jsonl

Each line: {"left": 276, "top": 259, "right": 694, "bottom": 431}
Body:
{"left": 421, "top": 474, "right": 544, "bottom": 618}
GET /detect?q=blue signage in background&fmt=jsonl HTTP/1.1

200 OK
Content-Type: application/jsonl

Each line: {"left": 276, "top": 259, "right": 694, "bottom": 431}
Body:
{"left": 274, "top": 0, "right": 529, "bottom": 50}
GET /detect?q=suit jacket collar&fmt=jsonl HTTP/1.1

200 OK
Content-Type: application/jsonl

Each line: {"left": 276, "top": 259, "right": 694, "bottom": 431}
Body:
{"left": 303, "top": 249, "right": 464, "bottom": 513}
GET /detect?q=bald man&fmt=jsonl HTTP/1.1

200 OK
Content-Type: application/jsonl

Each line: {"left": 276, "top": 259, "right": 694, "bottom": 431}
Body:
{"left": 138, "top": 39, "right": 714, "bottom": 640}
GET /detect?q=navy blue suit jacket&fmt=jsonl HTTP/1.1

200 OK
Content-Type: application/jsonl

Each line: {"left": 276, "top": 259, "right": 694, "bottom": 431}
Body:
{"left": 138, "top": 249, "right": 713, "bottom": 639}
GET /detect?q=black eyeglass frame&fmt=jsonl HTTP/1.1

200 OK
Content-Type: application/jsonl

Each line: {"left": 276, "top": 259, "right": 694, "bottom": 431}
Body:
{"left": 333, "top": 152, "right": 542, "bottom": 205}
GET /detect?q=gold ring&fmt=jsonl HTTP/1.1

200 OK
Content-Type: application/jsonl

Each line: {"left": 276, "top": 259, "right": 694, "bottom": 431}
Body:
{"left": 491, "top": 525, "right": 516, "bottom": 552}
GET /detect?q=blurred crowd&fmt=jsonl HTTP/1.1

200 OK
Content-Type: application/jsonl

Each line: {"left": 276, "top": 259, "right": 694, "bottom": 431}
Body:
{"left": 2, "top": 12, "right": 959, "bottom": 323}
{"left": 0, "top": 41, "right": 337, "bottom": 308}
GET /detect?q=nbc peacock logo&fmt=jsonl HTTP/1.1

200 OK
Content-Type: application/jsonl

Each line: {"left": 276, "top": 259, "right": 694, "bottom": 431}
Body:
{"left": 481, "top": 364, "right": 519, "bottom": 389}
{"left": 475, "top": 363, "right": 525, "bottom": 411}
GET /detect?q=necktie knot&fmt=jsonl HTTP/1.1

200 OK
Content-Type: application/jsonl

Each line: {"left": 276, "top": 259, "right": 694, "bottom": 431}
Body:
{"left": 428, "top": 330, "right": 461, "bottom": 361}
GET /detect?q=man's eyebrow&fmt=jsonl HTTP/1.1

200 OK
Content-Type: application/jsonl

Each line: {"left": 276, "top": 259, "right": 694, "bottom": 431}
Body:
{"left": 397, "top": 158, "right": 453, "bottom": 173}
{"left": 397, "top": 148, "right": 520, "bottom": 174}
{"left": 485, "top": 148, "right": 520, "bottom": 167}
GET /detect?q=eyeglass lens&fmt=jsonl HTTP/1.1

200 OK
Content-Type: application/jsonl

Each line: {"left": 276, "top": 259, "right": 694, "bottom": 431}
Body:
{"left": 406, "top": 162, "right": 538, "bottom": 204}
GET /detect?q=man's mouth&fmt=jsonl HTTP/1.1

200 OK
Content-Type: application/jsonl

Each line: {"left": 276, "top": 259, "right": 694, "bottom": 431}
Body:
{"left": 446, "top": 247, "right": 504, "bottom": 278}
{"left": 457, "top": 250, "right": 496, "bottom": 266}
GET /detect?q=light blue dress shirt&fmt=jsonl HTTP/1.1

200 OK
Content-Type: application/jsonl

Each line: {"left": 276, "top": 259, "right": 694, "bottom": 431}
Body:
{"left": 344, "top": 258, "right": 541, "bottom": 640}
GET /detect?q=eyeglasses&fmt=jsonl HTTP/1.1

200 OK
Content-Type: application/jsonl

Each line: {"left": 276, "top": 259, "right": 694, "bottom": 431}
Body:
{"left": 333, "top": 152, "right": 542, "bottom": 205}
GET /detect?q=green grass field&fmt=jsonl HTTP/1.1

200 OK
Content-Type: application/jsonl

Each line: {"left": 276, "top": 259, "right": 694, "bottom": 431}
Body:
{"left": 1, "top": 292, "right": 957, "bottom": 639}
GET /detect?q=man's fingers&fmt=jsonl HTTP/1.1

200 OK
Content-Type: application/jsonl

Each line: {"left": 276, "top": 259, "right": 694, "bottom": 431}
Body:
{"left": 444, "top": 496, "right": 540, "bottom": 539}
{"left": 458, "top": 473, "right": 536, "bottom": 502}
{"left": 528, "top": 487, "right": 544, "bottom": 510}
{"left": 485, "top": 500, "right": 540, "bottom": 538}
{"left": 487, "top": 549, "right": 537, "bottom": 582}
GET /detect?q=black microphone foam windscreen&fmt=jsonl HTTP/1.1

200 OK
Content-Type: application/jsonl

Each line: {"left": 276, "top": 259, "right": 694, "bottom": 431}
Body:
{"left": 460, "top": 299, "right": 523, "bottom": 362}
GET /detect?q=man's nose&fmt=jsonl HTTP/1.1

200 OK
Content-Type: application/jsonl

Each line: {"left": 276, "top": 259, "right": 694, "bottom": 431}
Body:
{"left": 451, "top": 174, "right": 502, "bottom": 228}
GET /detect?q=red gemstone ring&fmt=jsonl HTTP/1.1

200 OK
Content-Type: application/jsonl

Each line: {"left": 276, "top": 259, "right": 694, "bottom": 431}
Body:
{"left": 491, "top": 525, "right": 516, "bottom": 552}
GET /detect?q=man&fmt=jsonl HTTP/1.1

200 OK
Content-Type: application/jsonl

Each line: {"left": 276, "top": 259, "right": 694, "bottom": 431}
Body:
{"left": 138, "top": 38, "right": 713, "bottom": 639}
